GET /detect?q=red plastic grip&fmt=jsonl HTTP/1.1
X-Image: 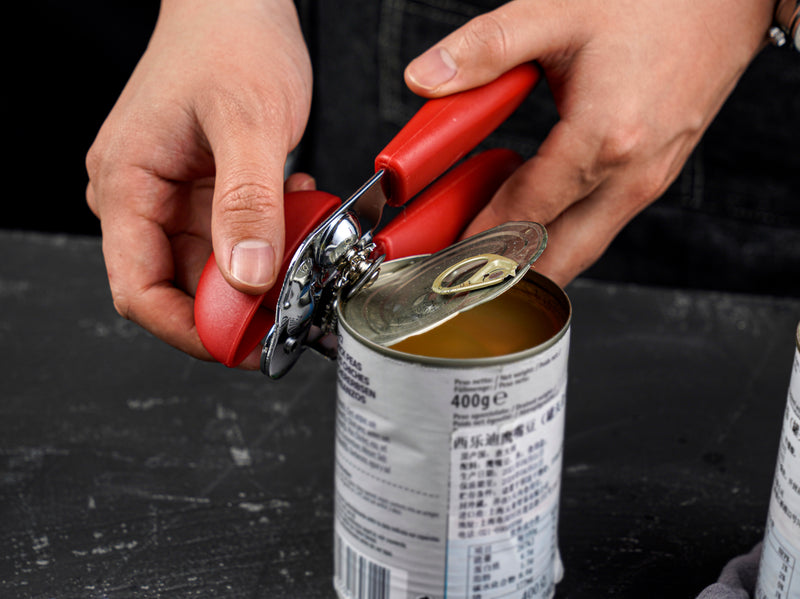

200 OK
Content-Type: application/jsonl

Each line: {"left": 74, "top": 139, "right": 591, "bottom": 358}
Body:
{"left": 375, "top": 63, "right": 540, "bottom": 207}
{"left": 194, "top": 190, "right": 341, "bottom": 367}
{"left": 374, "top": 149, "right": 523, "bottom": 261}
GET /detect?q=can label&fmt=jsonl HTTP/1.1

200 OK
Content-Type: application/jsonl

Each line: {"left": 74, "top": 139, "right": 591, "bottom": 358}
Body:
{"left": 756, "top": 339, "right": 800, "bottom": 599}
{"left": 333, "top": 326, "right": 569, "bottom": 599}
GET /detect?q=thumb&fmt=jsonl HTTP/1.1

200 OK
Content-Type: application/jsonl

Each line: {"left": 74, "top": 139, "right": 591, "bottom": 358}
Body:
{"left": 206, "top": 120, "right": 291, "bottom": 296}
{"left": 404, "top": 0, "right": 573, "bottom": 96}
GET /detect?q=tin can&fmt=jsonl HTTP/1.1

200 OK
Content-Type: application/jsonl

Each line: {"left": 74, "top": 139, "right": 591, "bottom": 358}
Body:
{"left": 331, "top": 225, "right": 570, "bottom": 599}
{"left": 755, "top": 323, "right": 800, "bottom": 599}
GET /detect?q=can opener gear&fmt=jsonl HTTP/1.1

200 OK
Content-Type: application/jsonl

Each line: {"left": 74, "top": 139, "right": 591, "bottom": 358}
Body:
{"left": 194, "top": 64, "right": 541, "bottom": 378}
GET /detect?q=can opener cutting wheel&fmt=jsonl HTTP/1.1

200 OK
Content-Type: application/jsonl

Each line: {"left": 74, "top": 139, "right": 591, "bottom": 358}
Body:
{"left": 194, "top": 63, "right": 541, "bottom": 378}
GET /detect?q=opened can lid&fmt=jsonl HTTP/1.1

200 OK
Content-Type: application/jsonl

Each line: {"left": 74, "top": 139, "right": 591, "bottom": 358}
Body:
{"left": 342, "top": 221, "right": 547, "bottom": 347}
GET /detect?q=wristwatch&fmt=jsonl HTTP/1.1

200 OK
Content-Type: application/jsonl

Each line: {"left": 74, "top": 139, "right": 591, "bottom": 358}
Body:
{"left": 769, "top": 0, "right": 800, "bottom": 50}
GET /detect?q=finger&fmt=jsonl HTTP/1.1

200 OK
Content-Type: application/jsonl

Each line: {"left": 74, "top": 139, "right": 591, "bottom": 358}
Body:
{"left": 405, "top": 0, "right": 580, "bottom": 95}
{"left": 237, "top": 347, "right": 262, "bottom": 371}
{"left": 86, "top": 181, "right": 98, "bottom": 217}
{"left": 168, "top": 178, "right": 214, "bottom": 297}
{"left": 284, "top": 172, "right": 316, "bottom": 193}
{"left": 171, "top": 232, "right": 212, "bottom": 298}
{"left": 532, "top": 193, "right": 631, "bottom": 288}
{"left": 461, "top": 118, "right": 607, "bottom": 239}
{"left": 170, "top": 233, "right": 261, "bottom": 370}
{"left": 512, "top": 164, "right": 662, "bottom": 288}
{"left": 98, "top": 175, "right": 214, "bottom": 362}
{"left": 201, "top": 97, "right": 299, "bottom": 297}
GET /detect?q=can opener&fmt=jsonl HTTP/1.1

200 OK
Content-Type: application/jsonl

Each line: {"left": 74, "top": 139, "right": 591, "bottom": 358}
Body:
{"left": 194, "top": 64, "right": 541, "bottom": 378}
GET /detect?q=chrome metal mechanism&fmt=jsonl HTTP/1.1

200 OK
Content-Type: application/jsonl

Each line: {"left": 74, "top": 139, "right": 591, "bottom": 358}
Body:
{"left": 261, "top": 171, "right": 390, "bottom": 378}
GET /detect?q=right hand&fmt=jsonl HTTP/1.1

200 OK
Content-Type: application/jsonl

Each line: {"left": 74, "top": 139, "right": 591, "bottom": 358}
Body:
{"left": 405, "top": 0, "right": 774, "bottom": 288}
{"left": 86, "top": 0, "right": 313, "bottom": 368}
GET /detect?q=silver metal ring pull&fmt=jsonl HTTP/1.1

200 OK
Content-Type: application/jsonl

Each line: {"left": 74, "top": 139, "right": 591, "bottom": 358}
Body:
{"left": 431, "top": 253, "right": 519, "bottom": 295}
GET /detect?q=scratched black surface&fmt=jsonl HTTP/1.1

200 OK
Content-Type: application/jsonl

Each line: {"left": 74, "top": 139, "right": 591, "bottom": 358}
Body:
{"left": 1, "top": 231, "right": 799, "bottom": 599}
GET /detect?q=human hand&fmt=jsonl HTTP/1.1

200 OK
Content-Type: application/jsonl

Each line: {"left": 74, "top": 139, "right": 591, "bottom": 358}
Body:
{"left": 86, "top": 0, "right": 313, "bottom": 368}
{"left": 405, "top": 0, "right": 775, "bottom": 286}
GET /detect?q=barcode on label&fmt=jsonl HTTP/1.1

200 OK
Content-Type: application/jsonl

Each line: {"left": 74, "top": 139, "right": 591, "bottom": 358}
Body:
{"left": 334, "top": 533, "right": 394, "bottom": 599}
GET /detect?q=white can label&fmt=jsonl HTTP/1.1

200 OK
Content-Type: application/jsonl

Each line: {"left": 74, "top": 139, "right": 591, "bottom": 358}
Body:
{"left": 333, "top": 327, "right": 569, "bottom": 599}
{"left": 756, "top": 346, "right": 800, "bottom": 599}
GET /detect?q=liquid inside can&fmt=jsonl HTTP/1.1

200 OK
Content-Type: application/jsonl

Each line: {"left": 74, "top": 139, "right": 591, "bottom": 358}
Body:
{"left": 388, "top": 282, "right": 565, "bottom": 359}
{"left": 755, "top": 323, "right": 800, "bottom": 599}
{"left": 333, "top": 260, "right": 571, "bottom": 599}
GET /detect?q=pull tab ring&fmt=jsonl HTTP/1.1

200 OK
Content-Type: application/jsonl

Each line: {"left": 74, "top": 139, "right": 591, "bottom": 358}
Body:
{"left": 431, "top": 253, "right": 519, "bottom": 295}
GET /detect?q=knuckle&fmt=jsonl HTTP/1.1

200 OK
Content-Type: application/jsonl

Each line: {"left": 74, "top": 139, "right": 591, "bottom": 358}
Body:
{"left": 597, "top": 121, "right": 646, "bottom": 167}
{"left": 497, "top": 169, "right": 556, "bottom": 221}
{"left": 569, "top": 157, "right": 603, "bottom": 196}
{"left": 626, "top": 163, "right": 673, "bottom": 206}
{"left": 216, "top": 180, "right": 281, "bottom": 222}
{"left": 85, "top": 118, "right": 128, "bottom": 179}
{"left": 509, "top": 160, "right": 598, "bottom": 223}
{"left": 104, "top": 265, "right": 133, "bottom": 321}
{"left": 111, "top": 296, "right": 131, "bottom": 321}
{"left": 680, "top": 108, "right": 707, "bottom": 140}
{"left": 108, "top": 281, "right": 133, "bottom": 321}
{"left": 85, "top": 183, "right": 98, "bottom": 216}
{"left": 85, "top": 142, "right": 101, "bottom": 179}
{"left": 459, "top": 12, "right": 512, "bottom": 65}
{"left": 521, "top": 192, "right": 563, "bottom": 225}
{"left": 86, "top": 121, "right": 115, "bottom": 177}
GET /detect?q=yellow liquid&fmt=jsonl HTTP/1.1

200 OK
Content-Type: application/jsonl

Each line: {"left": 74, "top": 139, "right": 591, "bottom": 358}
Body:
{"left": 388, "top": 285, "right": 564, "bottom": 359}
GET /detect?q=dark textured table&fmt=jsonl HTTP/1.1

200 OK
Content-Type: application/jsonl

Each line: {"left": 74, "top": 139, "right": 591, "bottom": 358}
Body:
{"left": 2, "top": 231, "right": 798, "bottom": 599}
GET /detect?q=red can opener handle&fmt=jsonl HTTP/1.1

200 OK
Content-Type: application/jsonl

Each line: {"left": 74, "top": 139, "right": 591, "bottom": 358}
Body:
{"left": 376, "top": 62, "right": 539, "bottom": 206}
{"left": 194, "top": 191, "right": 341, "bottom": 367}
{"left": 195, "top": 64, "right": 540, "bottom": 371}
{"left": 373, "top": 148, "right": 523, "bottom": 261}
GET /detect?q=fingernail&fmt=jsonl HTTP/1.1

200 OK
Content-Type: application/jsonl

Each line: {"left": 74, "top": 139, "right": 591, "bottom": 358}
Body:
{"left": 230, "top": 239, "right": 275, "bottom": 288}
{"left": 407, "top": 47, "right": 457, "bottom": 90}
{"left": 297, "top": 176, "right": 316, "bottom": 191}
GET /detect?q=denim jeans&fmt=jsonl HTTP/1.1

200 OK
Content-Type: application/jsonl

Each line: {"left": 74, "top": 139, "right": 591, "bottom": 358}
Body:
{"left": 298, "top": 0, "right": 800, "bottom": 295}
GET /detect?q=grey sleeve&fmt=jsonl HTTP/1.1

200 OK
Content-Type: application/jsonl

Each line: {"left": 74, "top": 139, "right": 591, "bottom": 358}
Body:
{"left": 695, "top": 543, "right": 761, "bottom": 599}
